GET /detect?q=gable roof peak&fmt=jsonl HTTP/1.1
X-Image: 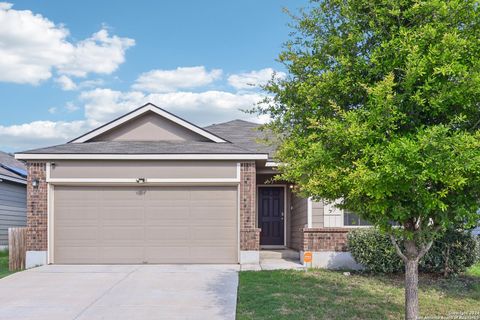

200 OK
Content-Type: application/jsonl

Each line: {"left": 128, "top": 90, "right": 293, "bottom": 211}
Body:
{"left": 69, "top": 102, "right": 228, "bottom": 144}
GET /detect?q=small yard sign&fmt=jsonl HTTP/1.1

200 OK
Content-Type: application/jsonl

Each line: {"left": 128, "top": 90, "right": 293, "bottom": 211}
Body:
{"left": 304, "top": 251, "right": 312, "bottom": 263}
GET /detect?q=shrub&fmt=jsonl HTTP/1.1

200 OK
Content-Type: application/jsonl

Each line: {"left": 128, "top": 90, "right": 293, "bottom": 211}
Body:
{"left": 348, "top": 228, "right": 477, "bottom": 275}
{"left": 420, "top": 230, "right": 477, "bottom": 276}
{"left": 473, "top": 235, "right": 480, "bottom": 263}
{"left": 347, "top": 228, "right": 403, "bottom": 273}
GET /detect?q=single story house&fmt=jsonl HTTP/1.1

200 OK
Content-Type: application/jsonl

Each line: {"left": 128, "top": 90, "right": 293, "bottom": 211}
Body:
{"left": 0, "top": 151, "right": 27, "bottom": 249}
{"left": 16, "top": 103, "right": 365, "bottom": 268}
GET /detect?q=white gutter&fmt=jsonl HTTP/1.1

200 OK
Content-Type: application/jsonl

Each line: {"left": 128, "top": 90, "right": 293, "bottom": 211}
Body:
{"left": 15, "top": 153, "right": 269, "bottom": 160}
{"left": 0, "top": 174, "right": 27, "bottom": 185}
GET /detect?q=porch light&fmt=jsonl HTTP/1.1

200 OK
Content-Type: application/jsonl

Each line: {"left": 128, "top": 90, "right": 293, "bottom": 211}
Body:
{"left": 32, "top": 179, "right": 39, "bottom": 188}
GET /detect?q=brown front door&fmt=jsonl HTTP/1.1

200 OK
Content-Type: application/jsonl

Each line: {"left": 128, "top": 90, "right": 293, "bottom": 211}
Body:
{"left": 258, "top": 187, "right": 284, "bottom": 245}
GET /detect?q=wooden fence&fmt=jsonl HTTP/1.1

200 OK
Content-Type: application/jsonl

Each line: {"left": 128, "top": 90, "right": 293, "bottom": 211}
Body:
{"left": 8, "top": 227, "right": 26, "bottom": 271}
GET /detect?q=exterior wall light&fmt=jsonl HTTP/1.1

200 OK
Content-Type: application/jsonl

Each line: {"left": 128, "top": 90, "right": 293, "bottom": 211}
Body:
{"left": 32, "top": 179, "right": 40, "bottom": 188}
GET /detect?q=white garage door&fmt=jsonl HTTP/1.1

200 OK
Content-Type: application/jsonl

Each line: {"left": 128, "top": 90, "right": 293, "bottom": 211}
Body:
{"left": 53, "top": 186, "right": 238, "bottom": 264}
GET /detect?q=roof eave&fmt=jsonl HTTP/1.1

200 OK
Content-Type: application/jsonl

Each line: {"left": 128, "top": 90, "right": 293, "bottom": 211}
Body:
{"left": 15, "top": 153, "right": 269, "bottom": 161}
{"left": 0, "top": 173, "right": 27, "bottom": 185}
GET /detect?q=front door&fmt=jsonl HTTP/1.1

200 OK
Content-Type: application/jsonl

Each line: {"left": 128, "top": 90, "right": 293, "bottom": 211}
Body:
{"left": 258, "top": 187, "right": 284, "bottom": 245}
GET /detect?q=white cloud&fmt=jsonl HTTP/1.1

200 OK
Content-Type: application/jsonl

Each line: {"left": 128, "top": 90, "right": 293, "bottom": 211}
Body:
{"left": 55, "top": 75, "right": 77, "bottom": 90}
{"left": 80, "top": 88, "right": 264, "bottom": 125}
{"left": 0, "top": 3, "right": 134, "bottom": 85}
{"left": 132, "top": 66, "right": 222, "bottom": 93}
{"left": 0, "top": 87, "right": 268, "bottom": 150}
{"left": 57, "top": 29, "right": 135, "bottom": 77}
{"left": 0, "top": 120, "right": 91, "bottom": 150}
{"left": 0, "top": 2, "right": 73, "bottom": 84}
{"left": 228, "top": 68, "right": 286, "bottom": 90}
{"left": 55, "top": 76, "right": 105, "bottom": 91}
{"left": 48, "top": 107, "right": 57, "bottom": 114}
{"left": 64, "top": 101, "right": 79, "bottom": 112}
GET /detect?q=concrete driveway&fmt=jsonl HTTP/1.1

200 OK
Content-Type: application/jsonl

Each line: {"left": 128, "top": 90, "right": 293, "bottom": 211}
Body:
{"left": 0, "top": 265, "right": 239, "bottom": 320}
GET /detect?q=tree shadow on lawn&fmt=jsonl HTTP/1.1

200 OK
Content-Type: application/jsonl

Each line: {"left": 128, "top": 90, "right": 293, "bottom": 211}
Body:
{"left": 237, "top": 269, "right": 404, "bottom": 320}
{"left": 348, "top": 271, "right": 480, "bottom": 318}
{"left": 370, "top": 271, "right": 480, "bottom": 299}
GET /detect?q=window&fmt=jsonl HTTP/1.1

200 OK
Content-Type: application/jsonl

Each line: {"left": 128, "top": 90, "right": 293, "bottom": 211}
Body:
{"left": 344, "top": 211, "right": 371, "bottom": 226}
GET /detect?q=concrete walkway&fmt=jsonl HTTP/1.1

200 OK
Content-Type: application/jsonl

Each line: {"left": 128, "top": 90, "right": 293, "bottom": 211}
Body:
{"left": 0, "top": 265, "right": 239, "bottom": 320}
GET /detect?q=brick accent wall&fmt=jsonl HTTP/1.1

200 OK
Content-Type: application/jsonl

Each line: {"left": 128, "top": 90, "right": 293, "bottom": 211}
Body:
{"left": 303, "top": 228, "right": 352, "bottom": 252}
{"left": 239, "top": 162, "right": 260, "bottom": 250}
{"left": 26, "top": 162, "right": 48, "bottom": 251}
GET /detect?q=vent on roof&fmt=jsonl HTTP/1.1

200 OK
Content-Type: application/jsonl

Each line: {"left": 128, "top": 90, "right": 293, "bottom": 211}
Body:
{"left": 1, "top": 164, "right": 27, "bottom": 178}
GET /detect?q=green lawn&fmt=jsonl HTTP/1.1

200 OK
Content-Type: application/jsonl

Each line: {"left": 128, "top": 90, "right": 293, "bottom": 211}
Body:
{"left": 0, "top": 250, "right": 15, "bottom": 279}
{"left": 237, "top": 266, "right": 480, "bottom": 320}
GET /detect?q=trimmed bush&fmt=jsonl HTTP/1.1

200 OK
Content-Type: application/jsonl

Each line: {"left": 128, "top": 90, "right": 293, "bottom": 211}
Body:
{"left": 347, "top": 228, "right": 403, "bottom": 273}
{"left": 348, "top": 228, "right": 477, "bottom": 275}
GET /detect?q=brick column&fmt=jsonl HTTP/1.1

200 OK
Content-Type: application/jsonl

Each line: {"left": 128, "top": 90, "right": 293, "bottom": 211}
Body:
{"left": 26, "top": 162, "right": 48, "bottom": 252}
{"left": 239, "top": 162, "right": 260, "bottom": 253}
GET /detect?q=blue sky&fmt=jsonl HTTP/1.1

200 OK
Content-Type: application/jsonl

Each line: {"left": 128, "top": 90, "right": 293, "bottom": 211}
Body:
{"left": 0, "top": 0, "right": 308, "bottom": 151}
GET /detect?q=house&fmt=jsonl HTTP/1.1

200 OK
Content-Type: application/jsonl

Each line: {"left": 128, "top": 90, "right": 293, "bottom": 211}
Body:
{"left": 0, "top": 151, "right": 27, "bottom": 249}
{"left": 16, "top": 103, "right": 363, "bottom": 268}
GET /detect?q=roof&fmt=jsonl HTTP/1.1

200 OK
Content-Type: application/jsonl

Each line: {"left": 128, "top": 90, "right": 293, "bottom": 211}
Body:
{"left": 204, "top": 120, "right": 277, "bottom": 159}
{"left": 69, "top": 103, "right": 227, "bottom": 143}
{"left": 0, "top": 151, "right": 27, "bottom": 184}
{"left": 15, "top": 103, "right": 277, "bottom": 161}
{"left": 18, "top": 140, "right": 257, "bottom": 155}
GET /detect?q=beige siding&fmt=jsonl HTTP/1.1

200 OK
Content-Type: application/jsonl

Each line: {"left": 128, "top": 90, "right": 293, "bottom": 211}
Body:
{"left": 323, "top": 200, "right": 343, "bottom": 227}
{"left": 311, "top": 201, "right": 324, "bottom": 228}
{"left": 50, "top": 160, "right": 238, "bottom": 179}
{"left": 290, "top": 194, "right": 307, "bottom": 251}
{"left": 54, "top": 185, "right": 238, "bottom": 264}
{"left": 91, "top": 112, "right": 209, "bottom": 142}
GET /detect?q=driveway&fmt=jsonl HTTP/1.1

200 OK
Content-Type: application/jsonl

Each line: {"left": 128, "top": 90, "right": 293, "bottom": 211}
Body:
{"left": 0, "top": 264, "right": 239, "bottom": 320}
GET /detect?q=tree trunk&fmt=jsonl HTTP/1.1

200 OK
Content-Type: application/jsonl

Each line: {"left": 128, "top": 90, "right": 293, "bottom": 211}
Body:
{"left": 405, "top": 258, "right": 419, "bottom": 320}
{"left": 391, "top": 235, "right": 433, "bottom": 320}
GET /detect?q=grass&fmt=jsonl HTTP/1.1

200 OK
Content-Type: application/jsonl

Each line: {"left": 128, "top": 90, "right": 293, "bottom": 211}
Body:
{"left": 0, "top": 250, "right": 15, "bottom": 279}
{"left": 237, "top": 266, "right": 480, "bottom": 320}
{"left": 466, "top": 262, "right": 480, "bottom": 277}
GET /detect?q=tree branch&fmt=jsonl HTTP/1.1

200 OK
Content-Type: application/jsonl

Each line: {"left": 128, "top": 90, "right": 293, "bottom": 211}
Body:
{"left": 390, "top": 235, "right": 408, "bottom": 263}
{"left": 418, "top": 240, "right": 434, "bottom": 260}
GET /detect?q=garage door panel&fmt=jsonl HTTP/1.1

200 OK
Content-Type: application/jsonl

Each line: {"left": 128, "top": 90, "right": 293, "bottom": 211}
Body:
{"left": 145, "top": 189, "right": 190, "bottom": 200}
{"left": 102, "top": 226, "right": 145, "bottom": 241}
{"left": 56, "top": 227, "right": 98, "bottom": 241}
{"left": 144, "top": 208, "right": 190, "bottom": 221}
{"left": 55, "top": 246, "right": 100, "bottom": 263}
{"left": 102, "top": 209, "right": 144, "bottom": 225}
{"left": 145, "top": 227, "right": 190, "bottom": 240}
{"left": 54, "top": 186, "right": 238, "bottom": 264}
{"left": 192, "top": 227, "right": 236, "bottom": 241}
{"left": 102, "top": 247, "right": 144, "bottom": 263}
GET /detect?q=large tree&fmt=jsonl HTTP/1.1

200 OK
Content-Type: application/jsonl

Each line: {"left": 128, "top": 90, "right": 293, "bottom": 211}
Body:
{"left": 260, "top": 1, "right": 480, "bottom": 319}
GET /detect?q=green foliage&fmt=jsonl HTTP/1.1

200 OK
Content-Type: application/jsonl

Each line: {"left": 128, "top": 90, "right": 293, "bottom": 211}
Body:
{"left": 348, "top": 229, "right": 477, "bottom": 275}
{"left": 348, "top": 228, "right": 403, "bottom": 273}
{"left": 473, "top": 235, "right": 480, "bottom": 263}
{"left": 421, "top": 230, "right": 478, "bottom": 275}
{"left": 260, "top": 0, "right": 480, "bottom": 243}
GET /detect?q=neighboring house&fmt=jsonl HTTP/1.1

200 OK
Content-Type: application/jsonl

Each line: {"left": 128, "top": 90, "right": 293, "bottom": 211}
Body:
{"left": 0, "top": 151, "right": 27, "bottom": 249}
{"left": 16, "top": 103, "right": 363, "bottom": 268}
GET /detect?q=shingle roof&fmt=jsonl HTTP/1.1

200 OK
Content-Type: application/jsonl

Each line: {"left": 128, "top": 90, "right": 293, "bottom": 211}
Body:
{"left": 0, "top": 151, "right": 27, "bottom": 182}
{"left": 204, "top": 120, "right": 277, "bottom": 159}
{"left": 16, "top": 118, "right": 277, "bottom": 159}
{"left": 18, "top": 140, "right": 259, "bottom": 155}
